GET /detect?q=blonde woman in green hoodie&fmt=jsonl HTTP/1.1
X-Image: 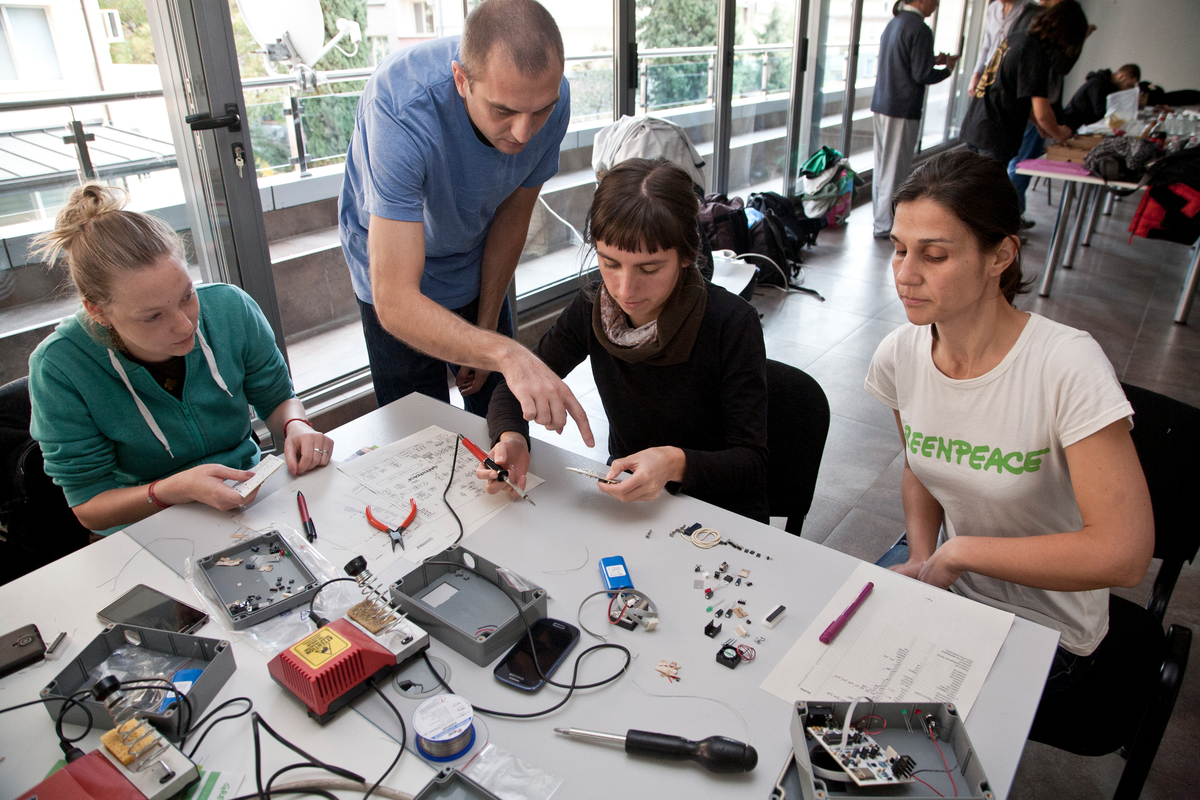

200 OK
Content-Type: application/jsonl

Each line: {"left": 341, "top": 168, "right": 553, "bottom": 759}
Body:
{"left": 28, "top": 183, "right": 332, "bottom": 533}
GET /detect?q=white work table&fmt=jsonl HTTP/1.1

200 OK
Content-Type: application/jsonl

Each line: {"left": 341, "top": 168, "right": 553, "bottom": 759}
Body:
{"left": 0, "top": 393, "right": 1059, "bottom": 799}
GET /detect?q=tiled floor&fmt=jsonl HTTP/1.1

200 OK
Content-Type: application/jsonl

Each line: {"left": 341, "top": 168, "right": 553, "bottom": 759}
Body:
{"left": 525, "top": 181, "right": 1200, "bottom": 799}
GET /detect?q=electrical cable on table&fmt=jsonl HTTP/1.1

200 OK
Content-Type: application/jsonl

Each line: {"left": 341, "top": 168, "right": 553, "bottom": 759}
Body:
{"left": 418, "top": 560, "right": 631, "bottom": 719}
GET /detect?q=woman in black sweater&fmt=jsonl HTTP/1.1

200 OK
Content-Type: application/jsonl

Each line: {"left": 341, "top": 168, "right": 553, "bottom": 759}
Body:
{"left": 480, "top": 158, "right": 769, "bottom": 521}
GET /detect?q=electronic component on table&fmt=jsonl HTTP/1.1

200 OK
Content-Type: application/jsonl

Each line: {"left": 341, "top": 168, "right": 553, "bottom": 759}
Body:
{"left": 366, "top": 498, "right": 418, "bottom": 551}
{"left": 565, "top": 466, "right": 621, "bottom": 484}
{"left": 461, "top": 435, "right": 535, "bottom": 504}
{"left": 775, "top": 701, "right": 990, "bottom": 799}
{"left": 0, "top": 624, "right": 46, "bottom": 678}
{"left": 806, "top": 724, "right": 910, "bottom": 787}
{"left": 762, "top": 604, "right": 786, "bottom": 629}
{"left": 599, "top": 555, "right": 634, "bottom": 592}
{"left": 554, "top": 727, "right": 758, "bottom": 773}
{"left": 96, "top": 584, "right": 209, "bottom": 635}
{"left": 605, "top": 588, "right": 659, "bottom": 631}
{"left": 268, "top": 555, "right": 429, "bottom": 724}
{"left": 493, "top": 618, "right": 579, "bottom": 691}
{"left": 716, "top": 643, "right": 741, "bottom": 669}
{"left": 196, "top": 530, "right": 320, "bottom": 631}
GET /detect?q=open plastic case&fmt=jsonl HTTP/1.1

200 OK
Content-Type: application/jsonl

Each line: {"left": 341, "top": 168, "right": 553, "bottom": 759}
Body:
{"left": 771, "top": 701, "right": 995, "bottom": 799}
{"left": 413, "top": 768, "right": 502, "bottom": 800}
{"left": 388, "top": 545, "right": 547, "bottom": 667}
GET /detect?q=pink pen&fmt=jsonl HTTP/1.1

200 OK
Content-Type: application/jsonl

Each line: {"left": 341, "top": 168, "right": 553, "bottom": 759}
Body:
{"left": 819, "top": 582, "right": 874, "bottom": 644}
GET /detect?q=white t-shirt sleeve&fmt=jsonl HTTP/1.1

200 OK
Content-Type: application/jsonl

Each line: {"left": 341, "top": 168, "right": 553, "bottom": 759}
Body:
{"left": 865, "top": 326, "right": 904, "bottom": 410}
{"left": 1044, "top": 334, "right": 1134, "bottom": 448}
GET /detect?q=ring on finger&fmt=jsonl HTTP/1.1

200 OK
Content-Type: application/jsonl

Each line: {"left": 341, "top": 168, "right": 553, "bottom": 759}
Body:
{"left": 314, "top": 448, "right": 328, "bottom": 454}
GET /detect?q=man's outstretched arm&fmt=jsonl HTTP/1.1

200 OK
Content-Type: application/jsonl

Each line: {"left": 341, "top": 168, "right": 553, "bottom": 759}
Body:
{"left": 368, "top": 215, "right": 594, "bottom": 444}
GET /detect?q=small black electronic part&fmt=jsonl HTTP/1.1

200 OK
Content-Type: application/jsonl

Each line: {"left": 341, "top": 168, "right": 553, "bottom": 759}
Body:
{"left": 716, "top": 644, "right": 741, "bottom": 669}
{"left": 704, "top": 588, "right": 714, "bottom": 599}
{"left": 705, "top": 620, "right": 722, "bottom": 638}
{"left": 723, "top": 575, "right": 733, "bottom": 583}
{"left": 747, "top": 581, "right": 754, "bottom": 586}
{"left": 735, "top": 578, "right": 742, "bottom": 586}
{"left": 762, "top": 604, "right": 786, "bottom": 629}
{"left": 892, "top": 754, "right": 916, "bottom": 778}
{"left": 694, "top": 564, "right": 702, "bottom": 572}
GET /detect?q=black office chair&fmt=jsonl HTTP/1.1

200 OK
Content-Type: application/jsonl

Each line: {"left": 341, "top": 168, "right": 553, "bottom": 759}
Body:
{"left": 1028, "top": 383, "right": 1199, "bottom": 800}
{"left": 0, "top": 377, "right": 91, "bottom": 585}
{"left": 765, "top": 359, "right": 829, "bottom": 534}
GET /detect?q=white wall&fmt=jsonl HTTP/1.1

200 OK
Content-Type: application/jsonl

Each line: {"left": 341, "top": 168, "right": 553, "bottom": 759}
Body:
{"left": 1069, "top": 0, "right": 1200, "bottom": 99}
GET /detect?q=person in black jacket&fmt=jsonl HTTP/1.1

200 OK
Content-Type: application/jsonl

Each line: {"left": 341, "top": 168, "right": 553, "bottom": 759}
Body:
{"left": 1060, "top": 64, "right": 1140, "bottom": 129}
{"left": 961, "top": 1, "right": 1086, "bottom": 166}
{"left": 479, "top": 158, "right": 770, "bottom": 522}
{"left": 870, "top": 0, "right": 959, "bottom": 238}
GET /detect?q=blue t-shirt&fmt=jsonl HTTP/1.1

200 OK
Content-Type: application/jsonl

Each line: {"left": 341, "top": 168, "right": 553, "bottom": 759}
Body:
{"left": 339, "top": 36, "right": 570, "bottom": 309}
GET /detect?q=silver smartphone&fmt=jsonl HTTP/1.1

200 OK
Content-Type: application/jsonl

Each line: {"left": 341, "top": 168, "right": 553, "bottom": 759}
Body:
{"left": 97, "top": 584, "right": 209, "bottom": 634}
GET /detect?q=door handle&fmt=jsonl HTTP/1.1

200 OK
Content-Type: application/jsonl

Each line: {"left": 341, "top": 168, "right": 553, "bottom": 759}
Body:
{"left": 186, "top": 103, "right": 241, "bottom": 133}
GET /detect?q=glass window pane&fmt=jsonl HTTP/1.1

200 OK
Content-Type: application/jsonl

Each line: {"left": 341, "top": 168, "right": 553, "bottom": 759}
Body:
{"left": 7, "top": 7, "right": 63, "bottom": 80}
{"left": 0, "top": 17, "right": 18, "bottom": 80}
{"left": 0, "top": 2, "right": 201, "bottom": 380}
{"left": 727, "top": 0, "right": 794, "bottom": 196}
{"left": 920, "top": 0, "right": 966, "bottom": 149}
{"left": 808, "top": 0, "right": 854, "bottom": 163}
{"left": 846, "top": 1, "right": 893, "bottom": 175}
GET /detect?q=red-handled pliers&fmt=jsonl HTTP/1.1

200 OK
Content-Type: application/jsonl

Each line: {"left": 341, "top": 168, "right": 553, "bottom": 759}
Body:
{"left": 366, "top": 499, "right": 417, "bottom": 551}
{"left": 461, "top": 436, "right": 535, "bottom": 505}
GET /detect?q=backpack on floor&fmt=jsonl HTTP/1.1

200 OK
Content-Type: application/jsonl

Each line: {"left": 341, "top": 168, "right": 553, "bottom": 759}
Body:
{"left": 698, "top": 194, "right": 751, "bottom": 255}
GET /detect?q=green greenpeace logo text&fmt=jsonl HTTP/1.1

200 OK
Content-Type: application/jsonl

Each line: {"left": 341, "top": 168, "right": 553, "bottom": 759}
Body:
{"left": 904, "top": 424, "right": 1050, "bottom": 475}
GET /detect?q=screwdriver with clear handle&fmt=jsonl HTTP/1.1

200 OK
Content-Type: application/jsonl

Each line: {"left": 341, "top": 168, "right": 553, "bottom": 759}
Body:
{"left": 553, "top": 727, "right": 758, "bottom": 773}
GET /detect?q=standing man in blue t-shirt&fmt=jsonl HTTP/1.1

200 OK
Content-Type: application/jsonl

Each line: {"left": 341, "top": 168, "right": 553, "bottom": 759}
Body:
{"left": 339, "top": 0, "right": 593, "bottom": 446}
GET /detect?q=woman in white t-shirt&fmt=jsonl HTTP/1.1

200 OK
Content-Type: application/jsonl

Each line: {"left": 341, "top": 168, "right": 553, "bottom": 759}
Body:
{"left": 865, "top": 150, "right": 1153, "bottom": 695}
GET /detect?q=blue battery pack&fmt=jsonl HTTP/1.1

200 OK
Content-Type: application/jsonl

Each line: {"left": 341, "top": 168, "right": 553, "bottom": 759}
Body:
{"left": 599, "top": 556, "right": 633, "bottom": 592}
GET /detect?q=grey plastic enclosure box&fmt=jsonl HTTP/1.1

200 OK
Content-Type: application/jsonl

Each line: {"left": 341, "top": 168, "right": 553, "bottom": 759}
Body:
{"left": 196, "top": 530, "right": 320, "bottom": 631}
{"left": 388, "top": 545, "right": 547, "bottom": 667}
{"left": 40, "top": 624, "right": 236, "bottom": 742}
{"left": 412, "top": 767, "right": 502, "bottom": 799}
{"left": 771, "top": 700, "right": 994, "bottom": 800}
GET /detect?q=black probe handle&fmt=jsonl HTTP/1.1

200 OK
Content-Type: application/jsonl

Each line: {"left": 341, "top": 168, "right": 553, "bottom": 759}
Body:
{"left": 624, "top": 730, "right": 758, "bottom": 773}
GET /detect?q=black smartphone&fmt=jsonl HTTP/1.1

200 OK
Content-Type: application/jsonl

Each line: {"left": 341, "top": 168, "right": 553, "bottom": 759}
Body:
{"left": 1, "top": 624, "right": 46, "bottom": 679}
{"left": 97, "top": 584, "right": 209, "bottom": 634}
{"left": 493, "top": 618, "right": 580, "bottom": 692}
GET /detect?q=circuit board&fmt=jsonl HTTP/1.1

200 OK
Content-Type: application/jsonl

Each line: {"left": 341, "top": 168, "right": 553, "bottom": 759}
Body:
{"left": 807, "top": 726, "right": 914, "bottom": 787}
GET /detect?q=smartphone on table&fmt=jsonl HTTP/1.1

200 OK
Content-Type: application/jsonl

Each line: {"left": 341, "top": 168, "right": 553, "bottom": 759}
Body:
{"left": 493, "top": 618, "right": 580, "bottom": 692}
{"left": 97, "top": 584, "right": 209, "bottom": 634}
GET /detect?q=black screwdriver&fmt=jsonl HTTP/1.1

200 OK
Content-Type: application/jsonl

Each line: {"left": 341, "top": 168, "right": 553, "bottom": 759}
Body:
{"left": 554, "top": 727, "right": 758, "bottom": 773}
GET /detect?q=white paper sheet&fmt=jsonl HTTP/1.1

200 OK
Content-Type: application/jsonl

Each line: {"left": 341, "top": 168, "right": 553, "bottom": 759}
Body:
{"left": 760, "top": 562, "right": 1015, "bottom": 718}
{"left": 235, "top": 426, "right": 543, "bottom": 573}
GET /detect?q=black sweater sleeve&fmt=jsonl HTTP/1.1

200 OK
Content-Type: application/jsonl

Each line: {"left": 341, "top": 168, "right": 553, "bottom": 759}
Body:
{"left": 675, "top": 299, "right": 769, "bottom": 519}
{"left": 486, "top": 292, "right": 592, "bottom": 447}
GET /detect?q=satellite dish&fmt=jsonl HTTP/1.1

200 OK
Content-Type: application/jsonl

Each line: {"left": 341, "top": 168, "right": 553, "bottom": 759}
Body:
{"left": 236, "top": 0, "right": 360, "bottom": 70}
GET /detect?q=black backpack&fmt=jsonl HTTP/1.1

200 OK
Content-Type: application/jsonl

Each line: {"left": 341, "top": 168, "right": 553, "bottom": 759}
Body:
{"left": 745, "top": 192, "right": 826, "bottom": 288}
{"left": 745, "top": 209, "right": 800, "bottom": 287}
{"left": 0, "top": 378, "right": 90, "bottom": 585}
{"left": 698, "top": 194, "right": 751, "bottom": 255}
{"left": 747, "top": 191, "right": 825, "bottom": 250}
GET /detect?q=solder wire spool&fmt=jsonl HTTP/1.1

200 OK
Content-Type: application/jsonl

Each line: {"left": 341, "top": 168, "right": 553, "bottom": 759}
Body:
{"left": 412, "top": 693, "right": 476, "bottom": 762}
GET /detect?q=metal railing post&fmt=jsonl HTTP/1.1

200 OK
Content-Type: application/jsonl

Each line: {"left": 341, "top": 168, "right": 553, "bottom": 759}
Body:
{"left": 62, "top": 120, "right": 97, "bottom": 180}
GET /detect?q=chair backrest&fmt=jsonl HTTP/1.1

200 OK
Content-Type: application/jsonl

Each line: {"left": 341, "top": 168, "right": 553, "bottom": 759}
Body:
{"left": 0, "top": 377, "right": 91, "bottom": 585}
{"left": 1122, "top": 382, "right": 1200, "bottom": 620}
{"left": 766, "top": 360, "right": 830, "bottom": 534}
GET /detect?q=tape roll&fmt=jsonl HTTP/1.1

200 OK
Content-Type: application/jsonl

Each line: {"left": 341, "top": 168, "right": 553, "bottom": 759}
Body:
{"left": 412, "top": 693, "right": 476, "bottom": 762}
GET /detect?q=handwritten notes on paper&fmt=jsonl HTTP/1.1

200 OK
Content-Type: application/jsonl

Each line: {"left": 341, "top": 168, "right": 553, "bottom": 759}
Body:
{"left": 760, "top": 562, "right": 1014, "bottom": 718}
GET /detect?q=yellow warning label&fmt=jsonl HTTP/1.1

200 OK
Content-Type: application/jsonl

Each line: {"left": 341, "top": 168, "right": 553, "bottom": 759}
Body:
{"left": 290, "top": 628, "right": 351, "bottom": 669}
